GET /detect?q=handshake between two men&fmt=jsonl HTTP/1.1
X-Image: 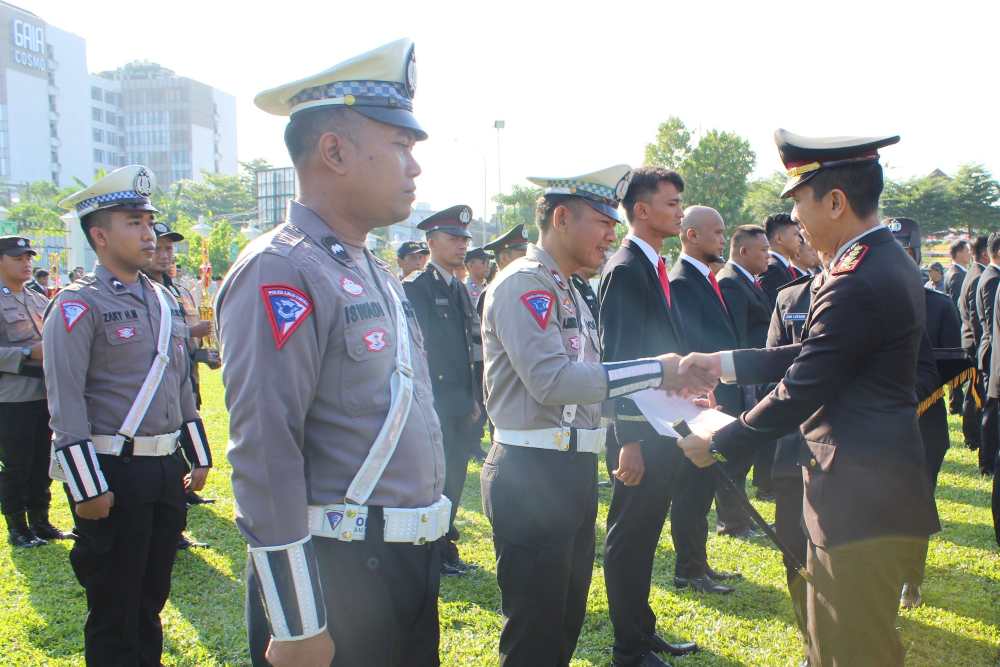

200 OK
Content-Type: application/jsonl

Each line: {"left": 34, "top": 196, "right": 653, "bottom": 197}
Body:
{"left": 653, "top": 351, "right": 727, "bottom": 469}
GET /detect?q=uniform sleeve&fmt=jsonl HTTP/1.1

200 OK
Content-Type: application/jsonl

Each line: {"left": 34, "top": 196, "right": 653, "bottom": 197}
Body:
{"left": 489, "top": 271, "right": 662, "bottom": 406}
{"left": 219, "top": 252, "right": 326, "bottom": 641}
{"left": 765, "top": 299, "right": 786, "bottom": 349}
{"left": 598, "top": 264, "right": 661, "bottom": 443}
{"left": 0, "top": 343, "right": 25, "bottom": 374}
{"left": 714, "top": 275, "right": 879, "bottom": 458}
{"left": 177, "top": 356, "right": 211, "bottom": 468}
{"left": 42, "top": 292, "right": 109, "bottom": 502}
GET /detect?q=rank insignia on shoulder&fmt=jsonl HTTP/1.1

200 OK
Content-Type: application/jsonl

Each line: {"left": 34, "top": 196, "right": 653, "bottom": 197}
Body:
{"left": 520, "top": 290, "right": 554, "bottom": 329}
{"left": 60, "top": 300, "right": 89, "bottom": 332}
{"left": 550, "top": 270, "right": 567, "bottom": 290}
{"left": 832, "top": 243, "right": 869, "bottom": 275}
{"left": 1, "top": 286, "right": 9, "bottom": 295}
{"left": 260, "top": 284, "right": 314, "bottom": 350}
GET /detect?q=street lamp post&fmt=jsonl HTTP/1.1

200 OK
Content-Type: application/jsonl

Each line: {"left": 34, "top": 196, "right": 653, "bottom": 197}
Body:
{"left": 494, "top": 120, "right": 505, "bottom": 199}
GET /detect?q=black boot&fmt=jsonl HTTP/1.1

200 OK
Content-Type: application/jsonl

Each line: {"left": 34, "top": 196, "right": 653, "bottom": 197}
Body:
{"left": 28, "top": 509, "right": 69, "bottom": 540}
{"left": 5, "top": 513, "right": 44, "bottom": 548}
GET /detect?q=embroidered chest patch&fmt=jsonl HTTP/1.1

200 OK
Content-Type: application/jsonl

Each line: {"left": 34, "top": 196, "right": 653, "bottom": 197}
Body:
{"left": 340, "top": 276, "right": 365, "bottom": 297}
{"left": 832, "top": 243, "right": 869, "bottom": 275}
{"left": 363, "top": 328, "right": 389, "bottom": 352}
{"left": 520, "top": 290, "right": 554, "bottom": 329}
{"left": 115, "top": 326, "right": 136, "bottom": 340}
{"left": 260, "top": 284, "right": 314, "bottom": 350}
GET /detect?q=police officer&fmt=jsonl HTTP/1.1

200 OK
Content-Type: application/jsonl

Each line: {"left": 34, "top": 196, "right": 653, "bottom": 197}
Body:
{"left": 478, "top": 224, "right": 530, "bottom": 315}
{"left": 396, "top": 240, "right": 429, "bottom": 280}
{"left": 463, "top": 246, "right": 491, "bottom": 304}
{"left": 219, "top": 40, "right": 447, "bottom": 667}
{"left": 0, "top": 236, "right": 65, "bottom": 547}
{"left": 480, "top": 164, "right": 716, "bottom": 666}
{"left": 47, "top": 165, "right": 213, "bottom": 665}
{"left": 679, "top": 130, "right": 940, "bottom": 667}
{"left": 404, "top": 205, "right": 479, "bottom": 576}
{"left": 25, "top": 267, "right": 50, "bottom": 296}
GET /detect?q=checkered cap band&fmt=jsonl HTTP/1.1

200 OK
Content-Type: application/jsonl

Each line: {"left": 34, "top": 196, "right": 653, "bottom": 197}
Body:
{"left": 75, "top": 190, "right": 150, "bottom": 217}
{"left": 544, "top": 179, "right": 619, "bottom": 205}
{"left": 290, "top": 80, "right": 412, "bottom": 111}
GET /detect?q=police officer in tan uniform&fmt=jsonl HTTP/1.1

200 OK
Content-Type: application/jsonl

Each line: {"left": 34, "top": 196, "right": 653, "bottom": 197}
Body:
{"left": 46, "top": 165, "right": 213, "bottom": 666}
{"left": 479, "top": 165, "right": 717, "bottom": 666}
{"left": 219, "top": 40, "right": 447, "bottom": 667}
{"left": 0, "top": 236, "right": 66, "bottom": 547}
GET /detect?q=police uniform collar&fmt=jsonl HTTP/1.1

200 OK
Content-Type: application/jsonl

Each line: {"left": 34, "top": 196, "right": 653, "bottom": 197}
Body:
{"left": 430, "top": 261, "right": 454, "bottom": 285}
{"left": 777, "top": 272, "right": 814, "bottom": 292}
{"left": 525, "top": 244, "right": 570, "bottom": 292}
{"left": 831, "top": 225, "right": 886, "bottom": 267}
{"left": 95, "top": 264, "right": 140, "bottom": 294}
{"left": 287, "top": 201, "right": 357, "bottom": 267}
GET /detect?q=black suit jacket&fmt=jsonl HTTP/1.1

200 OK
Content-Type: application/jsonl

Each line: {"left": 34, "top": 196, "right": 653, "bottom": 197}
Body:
{"left": 717, "top": 262, "right": 771, "bottom": 349}
{"left": 599, "top": 239, "right": 687, "bottom": 444}
{"left": 403, "top": 265, "right": 476, "bottom": 417}
{"left": 944, "top": 264, "right": 966, "bottom": 309}
{"left": 669, "top": 257, "right": 743, "bottom": 416}
{"left": 959, "top": 262, "right": 985, "bottom": 355}
{"left": 975, "top": 264, "right": 1000, "bottom": 374}
{"left": 759, "top": 254, "right": 798, "bottom": 308}
{"left": 712, "top": 227, "right": 940, "bottom": 549}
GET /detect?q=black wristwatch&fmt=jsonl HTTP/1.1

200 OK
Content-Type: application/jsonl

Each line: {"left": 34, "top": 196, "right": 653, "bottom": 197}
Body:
{"left": 20, "top": 347, "right": 31, "bottom": 358}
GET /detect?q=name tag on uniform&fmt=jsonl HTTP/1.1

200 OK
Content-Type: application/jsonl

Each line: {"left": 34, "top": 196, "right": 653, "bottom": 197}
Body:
{"left": 435, "top": 298, "right": 450, "bottom": 306}
{"left": 326, "top": 506, "right": 369, "bottom": 540}
{"left": 784, "top": 312, "right": 807, "bottom": 322}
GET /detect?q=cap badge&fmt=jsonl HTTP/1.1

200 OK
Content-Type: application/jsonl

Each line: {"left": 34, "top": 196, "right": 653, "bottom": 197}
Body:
{"left": 520, "top": 228, "right": 528, "bottom": 240}
{"left": 459, "top": 208, "right": 471, "bottom": 224}
{"left": 17, "top": 239, "right": 26, "bottom": 247}
{"left": 887, "top": 220, "right": 902, "bottom": 232}
{"left": 133, "top": 168, "right": 153, "bottom": 197}
{"left": 615, "top": 170, "right": 633, "bottom": 200}
{"left": 154, "top": 223, "right": 168, "bottom": 234}
{"left": 405, "top": 45, "right": 417, "bottom": 97}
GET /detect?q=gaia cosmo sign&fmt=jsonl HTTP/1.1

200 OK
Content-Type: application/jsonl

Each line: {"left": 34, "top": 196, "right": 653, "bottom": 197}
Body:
{"left": 11, "top": 18, "right": 47, "bottom": 72}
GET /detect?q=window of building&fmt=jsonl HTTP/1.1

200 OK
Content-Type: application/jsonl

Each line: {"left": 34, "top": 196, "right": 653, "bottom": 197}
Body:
{"left": 92, "top": 108, "right": 103, "bottom": 122}
{"left": 51, "top": 150, "right": 58, "bottom": 164}
{"left": 94, "top": 149, "right": 105, "bottom": 163}
{"left": 93, "top": 128, "right": 103, "bottom": 143}
{"left": 48, "top": 96, "right": 56, "bottom": 112}
{"left": 91, "top": 86, "right": 102, "bottom": 101}
{"left": 50, "top": 122, "right": 57, "bottom": 138}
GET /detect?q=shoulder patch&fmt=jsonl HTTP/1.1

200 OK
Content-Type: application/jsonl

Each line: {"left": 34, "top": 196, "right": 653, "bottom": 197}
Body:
{"left": 831, "top": 243, "right": 869, "bottom": 276}
{"left": 520, "top": 290, "right": 554, "bottom": 329}
{"left": 60, "top": 299, "right": 90, "bottom": 332}
{"left": 260, "top": 284, "right": 314, "bottom": 350}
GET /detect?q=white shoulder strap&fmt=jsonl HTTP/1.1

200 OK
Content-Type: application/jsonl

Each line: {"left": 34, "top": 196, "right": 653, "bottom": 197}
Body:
{"left": 344, "top": 278, "right": 415, "bottom": 506}
{"left": 116, "top": 281, "right": 173, "bottom": 441}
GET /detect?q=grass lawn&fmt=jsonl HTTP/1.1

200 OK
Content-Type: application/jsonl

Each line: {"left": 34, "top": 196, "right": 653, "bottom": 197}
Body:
{"left": 1, "top": 370, "right": 997, "bottom": 666}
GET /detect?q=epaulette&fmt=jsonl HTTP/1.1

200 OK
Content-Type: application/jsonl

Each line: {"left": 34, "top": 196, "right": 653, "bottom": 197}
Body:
{"left": 776, "top": 273, "right": 813, "bottom": 292}
{"left": 831, "top": 243, "right": 869, "bottom": 276}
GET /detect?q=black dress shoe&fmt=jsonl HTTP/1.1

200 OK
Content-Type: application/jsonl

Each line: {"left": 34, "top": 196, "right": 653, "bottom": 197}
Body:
{"left": 28, "top": 510, "right": 70, "bottom": 541}
{"left": 177, "top": 535, "right": 209, "bottom": 550}
{"left": 440, "top": 560, "right": 468, "bottom": 576}
{"left": 755, "top": 489, "right": 776, "bottom": 501}
{"left": 718, "top": 525, "right": 760, "bottom": 539}
{"left": 8, "top": 527, "right": 44, "bottom": 548}
{"left": 673, "top": 575, "right": 734, "bottom": 594}
{"left": 706, "top": 566, "right": 742, "bottom": 581}
{"left": 651, "top": 634, "right": 698, "bottom": 656}
{"left": 185, "top": 491, "right": 215, "bottom": 506}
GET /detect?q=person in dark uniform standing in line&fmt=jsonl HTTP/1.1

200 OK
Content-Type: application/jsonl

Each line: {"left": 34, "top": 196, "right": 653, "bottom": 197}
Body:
{"left": 48, "top": 165, "right": 212, "bottom": 666}
{"left": 0, "top": 236, "right": 67, "bottom": 547}
{"left": 944, "top": 239, "right": 971, "bottom": 414}
{"left": 678, "top": 130, "right": 940, "bottom": 667}
{"left": 976, "top": 232, "right": 1000, "bottom": 476}
{"left": 983, "top": 234, "right": 1000, "bottom": 546}
{"left": 477, "top": 224, "right": 530, "bottom": 316}
{"left": 599, "top": 166, "right": 699, "bottom": 667}
{"left": 464, "top": 245, "right": 491, "bottom": 305}
{"left": 714, "top": 224, "right": 772, "bottom": 538}
{"left": 889, "top": 218, "right": 962, "bottom": 609}
{"left": 959, "top": 235, "right": 988, "bottom": 451}
{"left": 404, "top": 204, "right": 479, "bottom": 576}
{"left": 25, "top": 267, "right": 50, "bottom": 297}
{"left": 480, "top": 164, "right": 716, "bottom": 667}
{"left": 463, "top": 245, "right": 491, "bottom": 461}
{"left": 396, "top": 240, "right": 430, "bottom": 280}
{"left": 760, "top": 212, "right": 804, "bottom": 306}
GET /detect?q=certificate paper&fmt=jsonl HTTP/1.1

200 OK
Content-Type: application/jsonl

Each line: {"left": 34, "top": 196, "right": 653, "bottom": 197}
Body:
{"left": 630, "top": 389, "right": 736, "bottom": 438}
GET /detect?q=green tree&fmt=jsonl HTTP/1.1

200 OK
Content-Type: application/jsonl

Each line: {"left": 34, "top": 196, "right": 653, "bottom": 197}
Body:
{"left": 742, "top": 172, "right": 792, "bottom": 226}
{"left": 644, "top": 117, "right": 692, "bottom": 168}
{"left": 948, "top": 164, "right": 1000, "bottom": 235}
{"left": 239, "top": 158, "right": 274, "bottom": 194}
{"left": 6, "top": 181, "right": 75, "bottom": 234}
{"left": 881, "top": 174, "right": 955, "bottom": 234}
{"left": 495, "top": 185, "right": 542, "bottom": 241}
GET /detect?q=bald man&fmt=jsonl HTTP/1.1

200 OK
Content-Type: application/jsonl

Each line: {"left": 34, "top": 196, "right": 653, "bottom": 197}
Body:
{"left": 667, "top": 206, "right": 744, "bottom": 591}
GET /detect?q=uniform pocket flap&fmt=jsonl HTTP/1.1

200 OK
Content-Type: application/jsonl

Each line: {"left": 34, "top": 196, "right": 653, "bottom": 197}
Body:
{"left": 800, "top": 440, "right": 836, "bottom": 472}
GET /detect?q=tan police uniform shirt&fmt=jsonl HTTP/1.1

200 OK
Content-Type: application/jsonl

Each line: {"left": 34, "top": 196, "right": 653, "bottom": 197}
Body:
{"left": 0, "top": 284, "right": 47, "bottom": 403}
{"left": 217, "top": 201, "right": 445, "bottom": 549}
{"left": 43, "top": 265, "right": 198, "bottom": 447}
{"left": 482, "top": 243, "right": 607, "bottom": 431}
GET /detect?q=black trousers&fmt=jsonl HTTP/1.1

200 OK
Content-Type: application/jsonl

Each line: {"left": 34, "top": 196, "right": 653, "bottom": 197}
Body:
{"left": 962, "top": 377, "right": 983, "bottom": 449}
{"left": 773, "top": 474, "right": 808, "bottom": 645}
{"left": 439, "top": 414, "right": 474, "bottom": 543}
{"left": 949, "top": 382, "right": 964, "bottom": 415}
{"left": 603, "top": 435, "right": 685, "bottom": 665}
{"left": 246, "top": 522, "right": 442, "bottom": 667}
{"left": 670, "top": 461, "right": 715, "bottom": 578}
{"left": 752, "top": 441, "right": 777, "bottom": 493}
{"left": 67, "top": 452, "right": 187, "bottom": 667}
{"left": 807, "top": 536, "right": 926, "bottom": 667}
{"left": 920, "top": 399, "right": 950, "bottom": 491}
{"left": 481, "top": 441, "right": 597, "bottom": 667}
{"left": 0, "top": 400, "right": 52, "bottom": 516}
{"left": 981, "top": 397, "right": 999, "bottom": 473}
{"left": 715, "top": 448, "right": 755, "bottom": 534}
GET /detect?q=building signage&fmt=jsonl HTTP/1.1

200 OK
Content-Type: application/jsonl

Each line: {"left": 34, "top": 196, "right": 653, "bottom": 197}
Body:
{"left": 11, "top": 19, "right": 47, "bottom": 73}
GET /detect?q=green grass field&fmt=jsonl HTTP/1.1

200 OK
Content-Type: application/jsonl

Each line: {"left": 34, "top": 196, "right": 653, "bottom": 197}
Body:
{"left": 1, "top": 370, "right": 997, "bottom": 666}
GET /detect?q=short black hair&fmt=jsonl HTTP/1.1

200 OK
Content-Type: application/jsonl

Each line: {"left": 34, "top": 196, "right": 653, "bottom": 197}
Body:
{"left": 283, "top": 107, "right": 361, "bottom": 165}
{"left": 81, "top": 210, "right": 113, "bottom": 251}
{"left": 535, "top": 194, "right": 582, "bottom": 234}
{"left": 805, "top": 161, "right": 884, "bottom": 219}
{"left": 763, "top": 212, "right": 797, "bottom": 240}
{"left": 730, "top": 224, "right": 766, "bottom": 251}
{"left": 988, "top": 231, "right": 1000, "bottom": 257}
{"left": 949, "top": 239, "right": 970, "bottom": 260}
{"left": 622, "top": 167, "right": 685, "bottom": 223}
{"left": 33, "top": 268, "right": 48, "bottom": 279}
{"left": 974, "top": 235, "right": 989, "bottom": 261}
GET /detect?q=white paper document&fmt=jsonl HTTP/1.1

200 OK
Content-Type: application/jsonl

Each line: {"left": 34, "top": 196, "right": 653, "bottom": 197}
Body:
{"left": 630, "top": 389, "right": 736, "bottom": 438}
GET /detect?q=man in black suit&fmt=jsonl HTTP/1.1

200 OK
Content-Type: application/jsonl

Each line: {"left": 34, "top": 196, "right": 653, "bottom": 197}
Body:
{"left": 403, "top": 205, "right": 480, "bottom": 576}
{"left": 678, "top": 130, "right": 940, "bottom": 666}
{"left": 714, "top": 225, "right": 772, "bottom": 537}
{"left": 977, "top": 232, "right": 1000, "bottom": 476}
{"left": 943, "top": 239, "right": 970, "bottom": 413}
{"left": 959, "top": 235, "right": 989, "bottom": 450}
{"left": 599, "top": 167, "right": 698, "bottom": 666}
{"left": 760, "top": 212, "right": 804, "bottom": 307}
{"left": 668, "top": 205, "right": 742, "bottom": 592}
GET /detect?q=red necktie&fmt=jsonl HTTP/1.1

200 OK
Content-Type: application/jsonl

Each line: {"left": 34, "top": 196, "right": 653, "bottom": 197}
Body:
{"left": 788, "top": 265, "right": 800, "bottom": 280}
{"left": 754, "top": 277, "right": 763, "bottom": 290}
{"left": 656, "top": 258, "right": 672, "bottom": 309}
{"left": 708, "top": 271, "right": 728, "bottom": 313}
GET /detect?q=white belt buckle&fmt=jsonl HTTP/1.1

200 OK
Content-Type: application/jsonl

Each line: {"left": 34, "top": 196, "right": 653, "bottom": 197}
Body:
{"left": 553, "top": 428, "right": 571, "bottom": 452}
{"left": 330, "top": 503, "right": 368, "bottom": 542}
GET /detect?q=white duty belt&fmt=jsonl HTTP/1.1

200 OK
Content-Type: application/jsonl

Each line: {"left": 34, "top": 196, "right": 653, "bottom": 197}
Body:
{"left": 495, "top": 280, "right": 605, "bottom": 455}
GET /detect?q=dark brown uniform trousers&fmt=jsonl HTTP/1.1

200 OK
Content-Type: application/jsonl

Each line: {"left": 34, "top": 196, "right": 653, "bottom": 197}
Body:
{"left": 807, "top": 536, "right": 927, "bottom": 667}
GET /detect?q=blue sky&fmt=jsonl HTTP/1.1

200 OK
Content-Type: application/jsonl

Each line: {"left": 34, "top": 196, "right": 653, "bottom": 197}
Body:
{"left": 22, "top": 0, "right": 1000, "bottom": 218}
